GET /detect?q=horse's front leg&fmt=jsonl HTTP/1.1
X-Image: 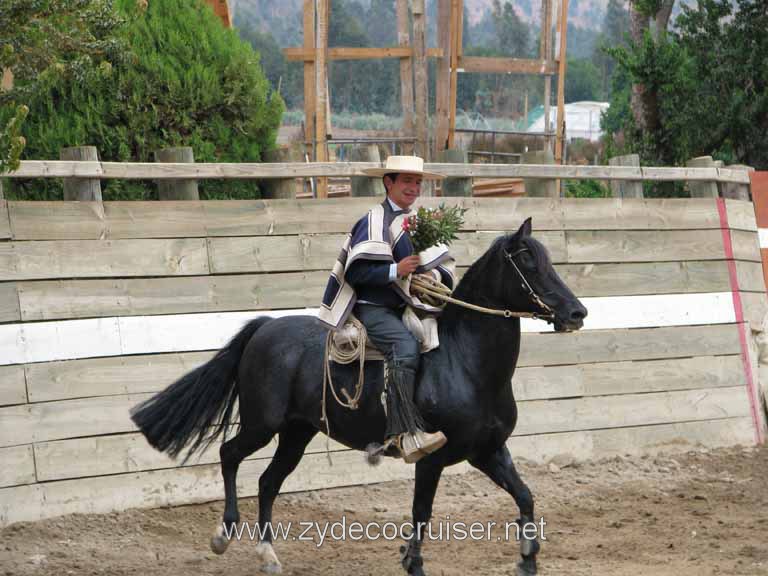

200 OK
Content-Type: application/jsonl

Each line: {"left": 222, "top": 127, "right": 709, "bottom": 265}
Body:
{"left": 401, "top": 460, "right": 444, "bottom": 576}
{"left": 470, "top": 446, "right": 540, "bottom": 576}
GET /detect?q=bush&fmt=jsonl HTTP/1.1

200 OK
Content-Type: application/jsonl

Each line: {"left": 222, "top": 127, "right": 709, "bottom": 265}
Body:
{"left": 8, "top": 0, "right": 283, "bottom": 200}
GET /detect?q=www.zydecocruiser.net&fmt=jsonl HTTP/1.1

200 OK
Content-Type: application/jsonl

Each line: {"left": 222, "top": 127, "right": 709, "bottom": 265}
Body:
{"left": 221, "top": 515, "right": 547, "bottom": 548}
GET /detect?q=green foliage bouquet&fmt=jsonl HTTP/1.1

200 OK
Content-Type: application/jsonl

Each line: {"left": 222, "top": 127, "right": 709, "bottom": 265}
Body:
{"left": 402, "top": 204, "right": 467, "bottom": 253}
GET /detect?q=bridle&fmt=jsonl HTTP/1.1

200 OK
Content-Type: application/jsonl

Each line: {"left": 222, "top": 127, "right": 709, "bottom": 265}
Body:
{"left": 503, "top": 247, "right": 555, "bottom": 321}
{"left": 409, "top": 245, "right": 556, "bottom": 322}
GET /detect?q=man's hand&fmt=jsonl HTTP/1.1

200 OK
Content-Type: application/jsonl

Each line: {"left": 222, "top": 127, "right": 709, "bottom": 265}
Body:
{"left": 396, "top": 255, "right": 421, "bottom": 278}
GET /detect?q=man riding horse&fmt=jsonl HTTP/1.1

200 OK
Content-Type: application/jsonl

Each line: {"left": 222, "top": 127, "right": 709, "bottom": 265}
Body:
{"left": 318, "top": 155, "right": 451, "bottom": 463}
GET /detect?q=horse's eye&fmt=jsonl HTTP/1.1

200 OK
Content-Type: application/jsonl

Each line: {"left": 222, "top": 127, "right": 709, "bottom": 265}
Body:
{"left": 519, "top": 252, "right": 534, "bottom": 268}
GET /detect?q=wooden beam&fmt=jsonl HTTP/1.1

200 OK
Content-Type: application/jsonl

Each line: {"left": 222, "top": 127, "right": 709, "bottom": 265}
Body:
{"left": 435, "top": 0, "right": 451, "bottom": 154}
{"left": 447, "top": 0, "right": 461, "bottom": 149}
{"left": 396, "top": 0, "right": 415, "bottom": 138}
{"left": 543, "top": 0, "right": 554, "bottom": 147}
{"left": 555, "top": 0, "right": 569, "bottom": 164}
{"left": 314, "top": 0, "right": 328, "bottom": 198}
{"left": 6, "top": 161, "right": 756, "bottom": 182}
{"left": 284, "top": 47, "right": 444, "bottom": 61}
{"left": 413, "top": 0, "right": 429, "bottom": 161}
{"left": 303, "top": 0, "right": 315, "bottom": 152}
{"left": 458, "top": 57, "right": 558, "bottom": 76}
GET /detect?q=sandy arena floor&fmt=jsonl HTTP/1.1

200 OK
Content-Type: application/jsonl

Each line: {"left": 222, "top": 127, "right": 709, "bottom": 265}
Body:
{"left": 3, "top": 444, "right": 767, "bottom": 576}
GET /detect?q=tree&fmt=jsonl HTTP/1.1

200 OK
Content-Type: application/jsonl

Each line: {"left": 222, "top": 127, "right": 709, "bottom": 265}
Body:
{"left": 9, "top": 0, "right": 283, "bottom": 199}
{"left": 565, "top": 59, "right": 602, "bottom": 102}
{"left": 491, "top": 0, "right": 531, "bottom": 58}
{"left": 605, "top": 0, "right": 768, "bottom": 171}
{"left": 593, "top": 0, "right": 630, "bottom": 95}
{"left": 0, "top": 0, "right": 126, "bottom": 174}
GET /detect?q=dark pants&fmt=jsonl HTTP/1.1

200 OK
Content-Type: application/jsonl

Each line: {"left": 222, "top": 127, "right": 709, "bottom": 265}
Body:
{"left": 354, "top": 304, "right": 423, "bottom": 438}
{"left": 353, "top": 304, "right": 420, "bottom": 372}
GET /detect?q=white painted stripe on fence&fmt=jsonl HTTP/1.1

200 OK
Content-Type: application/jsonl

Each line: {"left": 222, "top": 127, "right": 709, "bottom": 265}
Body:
{"left": 758, "top": 228, "right": 768, "bottom": 249}
{"left": 0, "top": 293, "right": 736, "bottom": 366}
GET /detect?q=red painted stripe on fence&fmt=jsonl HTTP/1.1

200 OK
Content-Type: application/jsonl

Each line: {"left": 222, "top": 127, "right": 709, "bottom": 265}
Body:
{"left": 717, "top": 198, "right": 764, "bottom": 444}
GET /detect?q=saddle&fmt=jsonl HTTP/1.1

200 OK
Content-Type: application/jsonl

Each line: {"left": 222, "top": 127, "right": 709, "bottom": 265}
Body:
{"left": 328, "top": 309, "right": 439, "bottom": 365}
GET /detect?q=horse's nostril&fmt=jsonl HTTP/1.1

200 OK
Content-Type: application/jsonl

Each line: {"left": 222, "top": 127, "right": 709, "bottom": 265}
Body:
{"left": 570, "top": 306, "right": 587, "bottom": 321}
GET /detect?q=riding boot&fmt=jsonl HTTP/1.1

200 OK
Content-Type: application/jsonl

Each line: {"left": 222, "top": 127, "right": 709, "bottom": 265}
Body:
{"left": 385, "top": 364, "right": 447, "bottom": 464}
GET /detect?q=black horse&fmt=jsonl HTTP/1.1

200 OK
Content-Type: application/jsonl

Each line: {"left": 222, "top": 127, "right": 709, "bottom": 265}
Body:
{"left": 131, "top": 218, "right": 587, "bottom": 576}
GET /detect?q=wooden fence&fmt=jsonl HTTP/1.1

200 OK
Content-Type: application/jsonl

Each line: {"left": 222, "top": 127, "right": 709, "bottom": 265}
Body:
{"left": 0, "top": 163, "right": 767, "bottom": 527}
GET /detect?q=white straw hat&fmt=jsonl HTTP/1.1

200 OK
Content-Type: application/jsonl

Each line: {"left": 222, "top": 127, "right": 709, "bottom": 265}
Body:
{"left": 361, "top": 155, "right": 444, "bottom": 180}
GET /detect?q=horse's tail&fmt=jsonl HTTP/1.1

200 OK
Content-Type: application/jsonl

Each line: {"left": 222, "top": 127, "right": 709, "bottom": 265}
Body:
{"left": 130, "top": 317, "right": 271, "bottom": 462}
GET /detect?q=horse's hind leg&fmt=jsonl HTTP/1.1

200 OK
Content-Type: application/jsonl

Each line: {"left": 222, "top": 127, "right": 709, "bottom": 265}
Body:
{"left": 470, "top": 446, "right": 540, "bottom": 576}
{"left": 211, "top": 427, "right": 275, "bottom": 555}
{"left": 254, "top": 420, "right": 318, "bottom": 574}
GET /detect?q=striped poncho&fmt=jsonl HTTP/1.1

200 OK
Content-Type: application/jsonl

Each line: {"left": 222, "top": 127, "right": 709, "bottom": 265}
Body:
{"left": 318, "top": 200, "right": 456, "bottom": 330}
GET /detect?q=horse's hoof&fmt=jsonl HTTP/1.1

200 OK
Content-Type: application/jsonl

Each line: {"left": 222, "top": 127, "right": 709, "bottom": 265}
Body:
{"left": 256, "top": 542, "right": 283, "bottom": 574}
{"left": 210, "top": 525, "right": 231, "bottom": 555}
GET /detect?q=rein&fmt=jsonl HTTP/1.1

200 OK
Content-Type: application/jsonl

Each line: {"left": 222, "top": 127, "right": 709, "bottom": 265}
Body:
{"left": 410, "top": 247, "right": 555, "bottom": 321}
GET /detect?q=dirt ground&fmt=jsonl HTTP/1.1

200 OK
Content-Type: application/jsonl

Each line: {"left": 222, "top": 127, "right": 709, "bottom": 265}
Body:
{"left": 3, "top": 444, "right": 767, "bottom": 576}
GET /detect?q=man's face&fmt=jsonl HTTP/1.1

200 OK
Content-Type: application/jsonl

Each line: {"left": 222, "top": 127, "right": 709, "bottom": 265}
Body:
{"left": 386, "top": 173, "right": 422, "bottom": 209}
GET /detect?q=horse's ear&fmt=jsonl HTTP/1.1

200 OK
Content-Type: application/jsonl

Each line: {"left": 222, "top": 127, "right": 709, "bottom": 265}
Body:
{"left": 515, "top": 217, "right": 532, "bottom": 239}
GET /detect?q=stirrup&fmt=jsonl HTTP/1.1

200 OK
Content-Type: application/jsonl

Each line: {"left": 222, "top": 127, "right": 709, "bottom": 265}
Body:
{"left": 397, "top": 430, "right": 447, "bottom": 464}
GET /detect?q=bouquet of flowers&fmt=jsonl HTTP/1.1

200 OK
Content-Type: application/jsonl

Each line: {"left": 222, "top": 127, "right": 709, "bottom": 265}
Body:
{"left": 402, "top": 203, "right": 467, "bottom": 253}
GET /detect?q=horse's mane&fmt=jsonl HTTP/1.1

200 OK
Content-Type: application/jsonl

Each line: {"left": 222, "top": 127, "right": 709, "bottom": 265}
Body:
{"left": 453, "top": 232, "right": 550, "bottom": 297}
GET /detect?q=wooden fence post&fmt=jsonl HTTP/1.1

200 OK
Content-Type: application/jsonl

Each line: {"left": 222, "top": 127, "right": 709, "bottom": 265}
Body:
{"left": 522, "top": 149, "right": 557, "bottom": 197}
{"left": 262, "top": 144, "right": 304, "bottom": 199}
{"left": 436, "top": 148, "right": 472, "bottom": 197}
{"left": 686, "top": 156, "right": 719, "bottom": 198}
{"left": 60, "top": 146, "right": 102, "bottom": 201}
{"left": 154, "top": 147, "right": 199, "bottom": 200}
{"left": 722, "top": 165, "right": 753, "bottom": 201}
{"left": 350, "top": 145, "right": 385, "bottom": 197}
{"left": 608, "top": 154, "right": 643, "bottom": 198}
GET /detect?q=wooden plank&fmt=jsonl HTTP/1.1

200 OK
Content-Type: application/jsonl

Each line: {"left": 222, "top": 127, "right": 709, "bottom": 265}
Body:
{"left": 0, "top": 317, "right": 122, "bottom": 366}
{"left": 1, "top": 417, "right": 754, "bottom": 526}
{"left": 561, "top": 198, "right": 721, "bottom": 230}
{"left": 208, "top": 231, "right": 566, "bottom": 273}
{"left": 35, "top": 432, "right": 347, "bottom": 482}
{"left": 396, "top": 0, "right": 414, "bottom": 137}
{"left": 458, "top": 56, "right": 558, "bottom": 75}
{"left": 0, "top": 449, "right": 421, "bottom": 527}
{"left": 557, "top": 292, "right": 735, "bottom": 331}
{"left": 0, "top": 365, "right": 26, "bottom": 406}
{"left": 0, "top": 238, "right": 209, "bottom": 281}
{"left": 470, "top": 197, "right": 564, "bottom": 230}
{"left": 285, "top": 46, "right": 415, "bottom": 60}
{"left": 0, "top": 282, "right": 20, "bottom": 322}
{"left": 508, "top": 417, "right": 755, "bottom": 463}
{"left": 514, "top": 355, "right": 745, "bottom": 401}
{"left": 736, "top": 261, "right": 767, "bottom": 292}
{"left": 725, "top": 199, "right": 757, "bottom": 232}
{"left": 0, "top": 200, "right": 11, "bottom": 239}
{"left": 9, "top": 161, "right": 755, "bottom": 182}
{"left": 740, "top": 291, "right": 768, "bottom": 328}
{"left": 435, "top": 0, "right": 451, "bottom": 153}
{"left": 412, "top": 0, "right": 428, "bottom": 159}
{"left": 565, "top": 229, "right": 726, "bottom": 263}
{"left": 0, "top": 445, "right": 35, "bottom": 488}
{"left": 17, "top": 271, "right": 328, "bottom": 321}
{"left": 514, "top": 386, "right": 750, "bottom": 435}
{"left": 9, "top": 201, "right": 106, "bottom": 240}
{"left": 103, "top": 201, "right": 206, "bottom": 238}
{"left": 557, "top": 261, "right": 732, "bottom": 297}
{"left": 202, "top": 198, "right": 374, "bottom": 236}
{"left": 0, "top": 393, "right": 152, "bottom": 448}
{"left": 302, "top": 0, "right": 315, "bottom": 149}
{"left": 730, "top": 229, "right": 761, "bottom": 262}
{"left": 26, "top": 352, "right": 214, "bottom": 403}
{"left": 518, "top": 323, "right": 742, "bottom": 366}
